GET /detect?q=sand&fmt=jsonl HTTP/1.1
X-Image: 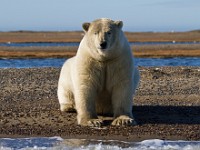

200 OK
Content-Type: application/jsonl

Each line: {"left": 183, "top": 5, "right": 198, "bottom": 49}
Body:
{"left": 1, "top": 67, "right": 200, "bottom": 141}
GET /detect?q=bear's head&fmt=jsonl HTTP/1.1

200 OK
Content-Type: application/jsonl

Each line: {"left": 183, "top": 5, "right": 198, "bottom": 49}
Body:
{"left": 82, "top": 18, "right": 124, "bottom": 60}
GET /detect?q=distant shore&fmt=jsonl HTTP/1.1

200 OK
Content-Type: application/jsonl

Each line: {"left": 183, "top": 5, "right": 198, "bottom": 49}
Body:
{"left": 0, "top": 31, "right": 200, "bottom": 58}
{"left": 1, "top": 31, "right": 200, "bottom": 43}
{"left": 1, "top": 67, "right": 200, "bottom": 141}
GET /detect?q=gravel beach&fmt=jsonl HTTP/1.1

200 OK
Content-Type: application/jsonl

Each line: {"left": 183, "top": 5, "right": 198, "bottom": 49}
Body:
{"left": 1, "top": 67, "right": 200, "bottom": 141}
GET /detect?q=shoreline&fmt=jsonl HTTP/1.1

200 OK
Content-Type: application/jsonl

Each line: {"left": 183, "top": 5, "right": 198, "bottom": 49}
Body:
{"left": 1, "top": 67, "right": 200, "bottom": 141}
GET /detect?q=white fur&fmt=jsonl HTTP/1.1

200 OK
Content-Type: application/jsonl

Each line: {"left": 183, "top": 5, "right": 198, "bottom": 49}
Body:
{"left": 57, "top": 18, "right": 140, "bottom": 126}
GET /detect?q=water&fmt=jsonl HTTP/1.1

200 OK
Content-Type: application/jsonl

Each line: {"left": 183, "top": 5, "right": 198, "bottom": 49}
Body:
{"left": 1, "top": 41, "right": 200, "bottom": 47}
{"left": 0, "top": 58, "right": 66, "bottom": 68}
{"left": 1, "top": 137, "right": 200, "bottom": 150}
{"left": 0, "top": 57, "right": 200, "bottom": 68}
{"left": 135, "top": 57, "right": 200, "bottom": 66}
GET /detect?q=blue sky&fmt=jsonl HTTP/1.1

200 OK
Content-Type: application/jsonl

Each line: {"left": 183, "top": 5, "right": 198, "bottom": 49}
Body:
{"left": 0, "top": 0, "right": 200, "bottom": 32}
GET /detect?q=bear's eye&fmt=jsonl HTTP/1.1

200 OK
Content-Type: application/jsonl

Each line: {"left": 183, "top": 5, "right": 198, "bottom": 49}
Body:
{"left": 94, "top": 32, "right": 98, "bottom": 35}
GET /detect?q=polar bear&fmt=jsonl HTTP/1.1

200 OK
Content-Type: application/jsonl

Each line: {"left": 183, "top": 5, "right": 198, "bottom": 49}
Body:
{"left": 57, "top": 18, "right": 140, "bottom": 127}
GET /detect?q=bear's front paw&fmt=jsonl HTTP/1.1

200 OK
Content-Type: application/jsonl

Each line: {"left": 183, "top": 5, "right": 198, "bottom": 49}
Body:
{"left": 79, "top": 118, "right": 104, "bottom": 127}
{"left": 88, "top": 119, "right": 104, "bottom": 127}
{"left": 112, "top": 115, "right": 137, "bottom": 126}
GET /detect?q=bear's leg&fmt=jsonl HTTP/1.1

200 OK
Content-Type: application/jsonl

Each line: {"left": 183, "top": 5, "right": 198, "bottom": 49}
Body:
{"left": 75, "top": 87, "right": 103, "bottom": 127}
{"left": 57, "top": 86, "right": 75, "bottom": 112}
{"left": 111, "top": 83, "right": 137, "bottom": 126}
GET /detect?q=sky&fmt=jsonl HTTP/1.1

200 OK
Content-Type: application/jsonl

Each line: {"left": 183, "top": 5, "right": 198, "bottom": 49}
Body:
{"left": 0, "top": 0, "right": 200, "bottom": 32}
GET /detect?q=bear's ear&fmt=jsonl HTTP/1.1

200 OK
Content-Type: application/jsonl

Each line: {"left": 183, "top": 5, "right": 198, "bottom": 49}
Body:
{"left": 82, "top": 22, "right": 90, "bottom": 32}
{"left": 115, "top": 20, "right": 123, "bottom": 29}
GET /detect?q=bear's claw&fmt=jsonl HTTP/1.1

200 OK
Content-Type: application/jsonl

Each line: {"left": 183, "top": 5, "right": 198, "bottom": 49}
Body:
{"left": 88, "top": 119, "right": 104, "bottom": 127}
{"left": 111, "top": 115, "right": 137, "bottom": 126}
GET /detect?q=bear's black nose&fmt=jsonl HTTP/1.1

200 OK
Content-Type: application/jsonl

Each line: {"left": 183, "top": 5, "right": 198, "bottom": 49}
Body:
{"left": 100, "top": 41, "right": 107, "bottom": 49}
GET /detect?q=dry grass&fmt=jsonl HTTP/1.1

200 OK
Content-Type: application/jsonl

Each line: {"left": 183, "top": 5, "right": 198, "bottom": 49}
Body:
{"left": 133, "top": 44, "right": 200, "bottom": 51}
{"left": 1, "top": 44, "right": 200, "bottom": 58}
{"left": 0, "top": 31, "right": 200, "bottom": 43}
{"left": 126, "top": 31, "right": 200, "bottom": 42}
{"left": 0, "top": 31, "right": 83, "bottom": 43}
{"left": 0, "top": 46, "right": 77, "bottom": 58}
{"left": 133, "top": 44, "right": 200, "bottom": 57}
